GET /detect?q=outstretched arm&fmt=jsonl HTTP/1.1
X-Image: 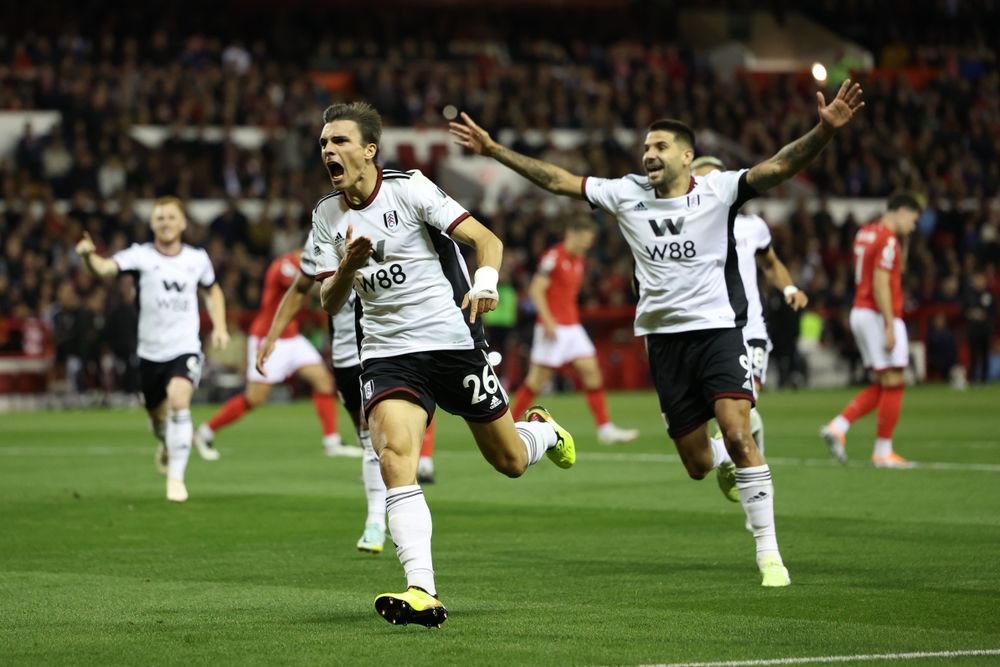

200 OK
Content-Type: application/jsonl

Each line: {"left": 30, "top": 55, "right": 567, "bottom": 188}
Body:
{"left": 255, "top": 272, "right": 313, "bottom": 376}
{"left": 449, "top": 112, "right": 585, "bottom": 199}
{"left": 756, "top": 248, "right": 808, "bottom": 311}
{"left": 75, "top": 232, "right": 120, "bottom": 278}
{"left": 747, "top": 80, "right": 865, "bottom": 194}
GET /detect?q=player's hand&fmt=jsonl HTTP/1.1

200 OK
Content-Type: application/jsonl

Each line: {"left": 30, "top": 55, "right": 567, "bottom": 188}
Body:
{"left": 542, "top": 321, "right": 558, "bottom": 340}
{"left": 341, "top": 225, "right": 373, "bottom": 272}
{"left": 211, "top": 328, "right": 230, "bottom": 351}
{"left": 449, "top": 112, "right": 499, "bottom": 157}
{"left": 884, "top": 325, "right": 896, "bottom": 352}
{"left": 76, "top": 232, "right": 96, "bottom": 256}
{"left": 461, "top": 288, "right": 498, "bottom": 324}
{"left": 255, "top": 336, "right": 276, "bottom": 376}
{"left": 817, "top": 79, "right": 865, "bottom": 131}
{"left": 786, "top": 290, "right": 809, "bottom": 311}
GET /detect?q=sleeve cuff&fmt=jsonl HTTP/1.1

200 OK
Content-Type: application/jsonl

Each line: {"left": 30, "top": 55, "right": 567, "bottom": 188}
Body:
{"left": 315, "top": 270, "right": 336, "bottom": 281}
{"left": 446, "top": 212, "right": 470, "bottom": 236}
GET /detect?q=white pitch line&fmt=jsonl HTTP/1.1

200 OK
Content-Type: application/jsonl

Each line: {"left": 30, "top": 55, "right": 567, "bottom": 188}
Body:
{"left": 1, "top": 445, "right": 998, "bottom": 473}
{"left": 620, "top": 647, "right": 1000, "bottom": 667}
{"left": 575, "top": 451, "right": 1000, "bottom": 473}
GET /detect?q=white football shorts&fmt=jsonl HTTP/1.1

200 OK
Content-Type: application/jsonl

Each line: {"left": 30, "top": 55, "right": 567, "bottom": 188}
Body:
{"left": 247, "top": 335, "right": 324, "bottom": 384}
{"left": 529, "top": 323, "right": 597, "bottom": 368}
{"left": 850, "top": 308, "right": 909, "bottom": 371}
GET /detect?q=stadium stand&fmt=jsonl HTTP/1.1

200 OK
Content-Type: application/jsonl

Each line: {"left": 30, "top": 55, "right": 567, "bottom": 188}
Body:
{"left": 1, "top": 0, "right": 998, "bottom": 400}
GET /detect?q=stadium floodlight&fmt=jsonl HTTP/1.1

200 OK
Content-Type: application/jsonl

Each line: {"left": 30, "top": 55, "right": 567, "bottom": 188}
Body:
{"left": 811, "top": 62, "right": 828, "bottom": 83}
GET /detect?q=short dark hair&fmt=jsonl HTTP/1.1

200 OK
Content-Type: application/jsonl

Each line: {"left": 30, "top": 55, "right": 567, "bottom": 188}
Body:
{"left": 566, "top": 216, "right": 598, "bottom": 234}
{"left": 322, "top": 102, "right": 382, "bottom": 149}
{"left": 647, "top": 119, "right": 695, "bottom": 151}
{"left": 886, "top": 191, "right": 921, "bottom": 213}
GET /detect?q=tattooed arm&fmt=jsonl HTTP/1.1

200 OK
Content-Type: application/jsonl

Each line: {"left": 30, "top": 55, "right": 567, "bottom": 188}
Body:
{"left": 449, "top": 112, "right": 584, "bottom": 199}
{"left": 747, "top": 80, "right": 865, "bottom": 193}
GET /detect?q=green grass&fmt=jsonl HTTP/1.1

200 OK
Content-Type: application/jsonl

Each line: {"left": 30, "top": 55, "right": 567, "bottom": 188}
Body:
{"left": 1, "top": 385, "right": 999, "bottom": 666}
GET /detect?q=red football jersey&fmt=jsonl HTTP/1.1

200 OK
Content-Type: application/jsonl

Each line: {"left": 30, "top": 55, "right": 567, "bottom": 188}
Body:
{"left": 538, "top": 243, "right": 585, "bottom": 325}
{"left": 248, "top": 252, "right": 303, "bottom": 338}
{"left": 852, "top": 220, "right": 903, "bottom": 318}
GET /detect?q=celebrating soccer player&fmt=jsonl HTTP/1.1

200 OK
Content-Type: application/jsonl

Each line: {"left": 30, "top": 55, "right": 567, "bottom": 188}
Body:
{"left": 452, "top": 80, "right": 866, "bottom": 587}
{"left": 311, "top": 102, "right": 576, "bottom": 626}
{"left": 76, "top": 197, "right": 229, "bottom": 503}
{"left": 821, "top": 193, "right": 920, "bottom": 468}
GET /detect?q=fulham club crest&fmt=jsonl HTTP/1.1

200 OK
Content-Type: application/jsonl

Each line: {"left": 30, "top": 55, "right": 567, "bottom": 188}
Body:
{"left": 383, "top": 210, "right": 399, "bottom": 230}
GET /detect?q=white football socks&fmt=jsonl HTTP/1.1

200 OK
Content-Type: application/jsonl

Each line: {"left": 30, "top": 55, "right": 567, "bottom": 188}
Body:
{"left": 874, "top": 437, "right": 893, "bottom": 458}
{"left": 514, "top": 421, "right": 557, "bottom": 466}
{"left": 166, "top": 409, "right": 193, "bottom": 481}
{"left": 386, "top": 484, "right": 435, "bottom": 595}
{"left": 831, "top": 415, "right": 851, "bottom": 434}
{"left": 735, "top": 464, "right": 780, "bottom": 563}
{"left": 710, "top": 436, "right": 732, "bottom": 468}
{"left": 360, "top": 429, "right": 386, "bottom": 530}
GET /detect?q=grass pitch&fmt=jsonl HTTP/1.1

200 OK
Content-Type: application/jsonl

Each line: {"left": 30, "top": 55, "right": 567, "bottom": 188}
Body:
{"left": 1, "top": 385, "right": 999, "bottom": 666}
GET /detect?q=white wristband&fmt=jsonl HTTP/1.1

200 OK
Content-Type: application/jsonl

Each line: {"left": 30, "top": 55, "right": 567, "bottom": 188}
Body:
{"left": 472, "top": 266, "right": 499, "bottom": 294}
{"left": 783, "top": 285, "right": 800, "bottom": 297}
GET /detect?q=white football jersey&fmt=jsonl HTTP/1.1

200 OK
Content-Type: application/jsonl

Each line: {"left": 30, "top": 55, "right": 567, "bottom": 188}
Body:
{"left": 112, "top": 243, "right": 215, "bottom": 361}
{"left": 311, "top": 168, "right": 486, "bottom": 363}
{"left": 300, "top": 230, "right": 360, "bottom": 369}
{"left": 734, "top": 213, "right": 772, "bottom": 343}
{"left": 583, "top": 169, "right": 757, "bottom": 335}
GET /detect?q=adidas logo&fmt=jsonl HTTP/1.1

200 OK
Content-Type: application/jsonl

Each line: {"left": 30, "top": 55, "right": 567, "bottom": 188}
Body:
{"left": 742, "top": 380, "right": 753, "bottom": 391}
{"left": 746, "top": 490, "right": 769, "bottom": 504}
{"left": 489, "top": 395, "right": 502, "bottom": 409}
{"left": 633, "top": 202, "right": 647, "bottom": 211}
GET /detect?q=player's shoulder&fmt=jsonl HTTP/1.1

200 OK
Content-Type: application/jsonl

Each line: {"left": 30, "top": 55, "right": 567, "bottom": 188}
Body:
{"left": 382, "top": 167, "right": 416, "bottom": 181}
{"left": 736, "top": 212, "right": 769, "bottom": 231}
{"left": 620, "top": 173, "right": 654, "bottom": 192}
{"left": 312, "top": 189, "right": 344, "bottom": 216}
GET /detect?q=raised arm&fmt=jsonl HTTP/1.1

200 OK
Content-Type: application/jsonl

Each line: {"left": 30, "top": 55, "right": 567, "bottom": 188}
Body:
{"left": 756, "top": 248, "right": 808, "bottom": 311}
{"left": 747, "top": 80, "right": 865, "bottom": 194}
{"left": 449, "top": 112, "right": 585, "bottom": 199}
{"left": 255, "top": 272, "right": 314, "bottom": 375}
{"left": 201, "top": 283, "right": 230, "bottom": 350}
{"left": 75, "top": 232, "right": 120, "bottom": 278}
{"left": 450, "top": 216, "right": 502, "bottom": 323}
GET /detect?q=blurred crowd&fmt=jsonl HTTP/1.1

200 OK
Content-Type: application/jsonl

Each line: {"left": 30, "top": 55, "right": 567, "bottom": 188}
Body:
{"left": 1, "top": 1, "right": 998, "bottom": 392}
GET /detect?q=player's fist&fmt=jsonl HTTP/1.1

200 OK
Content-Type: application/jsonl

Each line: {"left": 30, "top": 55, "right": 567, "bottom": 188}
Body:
{"left": 542, "top": 321, "right": 558, "bottom": 340}
{"left": 448, "top": 112, "right": 498, "bottom": 157}
{"left": 255, "top": 336, "right": 276, "bottom": 376}
{"left": 884, "top": 325, "right": 896, "bottom": 353}
{"left": 341, "top": 224, "right": 373, "bottom": 272}
{"left": 461, "top": 288, "right": 498, "bottom": 324}
{"left": 76, "top": 232, "right": 96, "bottom": 256}
{"left": 785, "top": 289, "right": 809, "bottom": 311}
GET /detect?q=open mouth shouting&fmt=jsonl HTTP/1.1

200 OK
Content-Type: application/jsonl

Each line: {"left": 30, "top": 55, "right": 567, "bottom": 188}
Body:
{"left": 326, "top": 160, "right": 345, "bottom": 184}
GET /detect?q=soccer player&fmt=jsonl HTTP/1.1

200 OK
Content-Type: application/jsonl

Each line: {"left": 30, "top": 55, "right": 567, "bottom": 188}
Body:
{"left": 192, "top": 247, "right": 363, "bottom": 459}
{"left": 75, "top": 196, "right": 229, "bottom": 503}
{"left": 312, "top": 102, "right": 576, "bottom": 626}
{"left": 820, "top": 193, "right": 920, "bottom": 468}
{"left": 511, "top": 216, "right": 639, "bottom": 444}
{"left": 691, "top": 156, "right": 809, "bottom": 453}
{"left": 451, "top": 79, "right": 866, "bottom": 586}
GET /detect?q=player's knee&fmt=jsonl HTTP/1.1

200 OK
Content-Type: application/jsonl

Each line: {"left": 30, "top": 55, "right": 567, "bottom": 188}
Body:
{"left": 683, "top": 461, "right": 710, "bottom": 480}
{"left": 245, "top": 393, "right": 266, "bottom": 409}
{"left": 491, "top": 453, "right": 526, "bottom": 478}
